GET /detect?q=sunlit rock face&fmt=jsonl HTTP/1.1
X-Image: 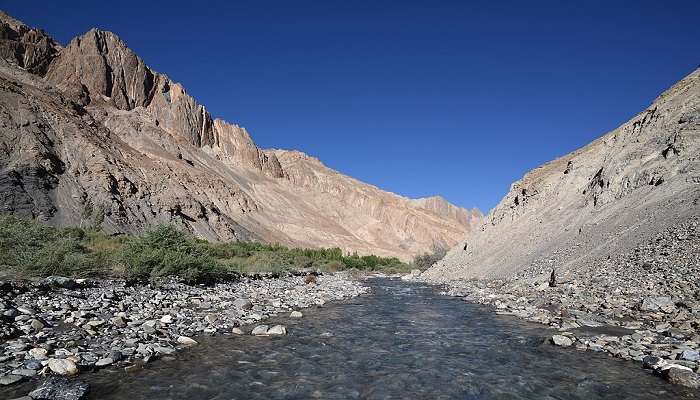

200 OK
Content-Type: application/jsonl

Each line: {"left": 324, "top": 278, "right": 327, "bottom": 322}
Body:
{"left": 0, "top": 11, "right": 480, "bottom": 260}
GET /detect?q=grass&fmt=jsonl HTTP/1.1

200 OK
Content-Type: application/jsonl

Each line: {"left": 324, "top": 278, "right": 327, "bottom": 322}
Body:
{"left": 0, "top": 215, "right": 412, "bottom": 282}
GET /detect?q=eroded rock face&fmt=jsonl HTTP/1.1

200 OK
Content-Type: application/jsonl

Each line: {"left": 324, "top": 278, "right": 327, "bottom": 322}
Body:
{"left": 0, "top": 12, "right": 478, "bottom": 259}
{"left": 425, "top": 65, "right": 700, "bottom": 280}
{"left": 0, "top": 11, "right": 60, "bottom": 75}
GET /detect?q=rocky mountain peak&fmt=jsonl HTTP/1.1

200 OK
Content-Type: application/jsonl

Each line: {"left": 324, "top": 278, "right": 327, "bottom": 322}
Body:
{"left": 0, "top": 10, "right": 478, "bottom": 259}
{"left": 0, "top": 10, "right": 60, "bottom": 75}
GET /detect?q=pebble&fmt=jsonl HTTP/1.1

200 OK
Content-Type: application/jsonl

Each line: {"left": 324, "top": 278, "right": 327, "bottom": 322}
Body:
{"left": 432, "top": 217, "right": 700, "bottom": 388}
{"left": 0, "top": 273, "right": 367, "bottom": 389}
{"left": 290, "top": 311, "right": 303, "bottom": 318}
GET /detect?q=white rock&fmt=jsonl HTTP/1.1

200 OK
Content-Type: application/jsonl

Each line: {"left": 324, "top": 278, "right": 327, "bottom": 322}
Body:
{"left": 267, "top": 325, "right": 287, "bottom": 335}
{"left": 176, "top": 336, "right": 198, "bottom": 346}
{"left": 29, "top": 348, "right": 48, "bottom": 360}
{"left": 47, "top": 358, "right": 79, "bottom": 376}
{"left": 251, "top": 325, "right": 269, "bottom": 336}
{"left": 551, "top": 335, "right": 573, "bottom": 347}
{"left": 231, "top": 327, "right": 244, "bottom": 335}
{"left": 160, "top": 315, "right": 174, "bottom": 324}
{"left": 290, "top": 311, "right": 303, "bottom": 318}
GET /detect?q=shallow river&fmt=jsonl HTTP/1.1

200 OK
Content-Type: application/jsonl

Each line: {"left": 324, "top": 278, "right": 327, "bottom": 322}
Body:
{"left": 7, "top": 278, "right": 700, "bottom": 399}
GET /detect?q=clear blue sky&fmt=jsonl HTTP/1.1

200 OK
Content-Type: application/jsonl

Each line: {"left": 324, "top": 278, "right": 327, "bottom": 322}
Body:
{"left": 6, "top": 1, "right": 700, "bottom": 213}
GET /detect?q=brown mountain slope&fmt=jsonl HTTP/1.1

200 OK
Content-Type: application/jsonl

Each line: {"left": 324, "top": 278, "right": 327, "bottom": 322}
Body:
{"left": 0, "top": 12, "right": 480, "bottom": 260}
{"left": 423, "top": 67, "right": 700, "bottom": 280}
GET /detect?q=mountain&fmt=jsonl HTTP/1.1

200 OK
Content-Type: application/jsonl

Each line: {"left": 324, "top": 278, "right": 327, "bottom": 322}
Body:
{"left": 423, "top": 66, "right": 700, "bottom": 280}
{"left": 0, "top": 11, "right": 481, "bottom": 260}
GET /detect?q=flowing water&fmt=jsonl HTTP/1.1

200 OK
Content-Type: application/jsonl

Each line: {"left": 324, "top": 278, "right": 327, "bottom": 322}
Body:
{"left": 5, "top": 278, "right": 700, "bottom": 399}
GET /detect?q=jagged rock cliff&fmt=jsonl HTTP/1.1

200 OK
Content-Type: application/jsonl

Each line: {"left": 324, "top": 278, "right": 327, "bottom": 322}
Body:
{"left": 0, "top": 12, "right": 480, "bottom": 260}
{"left": 424, "top": 67, "right": 700, "bottom": 280}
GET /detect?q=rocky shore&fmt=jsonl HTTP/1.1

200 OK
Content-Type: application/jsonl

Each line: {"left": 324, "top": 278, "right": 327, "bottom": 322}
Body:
{"left": 0, "top": 272, "right": 367, "bottom": 398}
{"left": 427, "top": 217, "right": 700, "bottom": 389}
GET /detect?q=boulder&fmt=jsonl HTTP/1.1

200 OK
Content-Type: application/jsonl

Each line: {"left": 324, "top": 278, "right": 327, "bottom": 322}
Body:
{"left": 662, "top": 366, "right": 700, "bottom": 388}
{"left": 233, "top": 298, "right": 253, "bottom": 310}
{"left": 176, "top": 336, "right": 197, "bottom": 346}
{"left": 640, "top": 297, "right": 675, "bottom": 312}
{"left": 47, "top": 359, "right": 79, "bottom": 376}
{"left": 29, "top": 376, "right": 89, "bottom": 400}
{"left": 550, "top": 335, "right": 573, "bottom": 347}
{"left": 267, "top": 325, "right": 287, "bottom": 335}
{"left": 251, "top": 325, "right": 269, "bottom": 336}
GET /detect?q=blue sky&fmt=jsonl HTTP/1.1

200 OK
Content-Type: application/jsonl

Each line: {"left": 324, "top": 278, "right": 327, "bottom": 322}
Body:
{"left": 6, "top": 1, "right": 700, "bottom": 213}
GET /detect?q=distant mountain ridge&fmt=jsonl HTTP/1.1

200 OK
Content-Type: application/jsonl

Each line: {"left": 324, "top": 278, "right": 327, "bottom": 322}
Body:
{"left": 0, "top": 11, "right": 481, "bottom": 260}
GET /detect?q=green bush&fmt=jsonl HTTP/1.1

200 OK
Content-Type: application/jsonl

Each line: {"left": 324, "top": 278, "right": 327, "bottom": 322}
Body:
{"left": 0, "top": 215, "right": 100, "bottom": 277}
{"left": 117, "top": 225, "right": 218, "bottom": 281}
{"left": 0, "top": 215, "right": 411, "bottom": 279}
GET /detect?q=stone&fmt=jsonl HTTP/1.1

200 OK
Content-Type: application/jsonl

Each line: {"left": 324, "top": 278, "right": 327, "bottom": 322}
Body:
{"left": 551, "top": 335, "right": 573, "bottom": 347}
{"left": 233, "top": 298, "right": 253, "bottom": 310}
{"left": 251, "top": 325, "right": 269, "bottom": 336}
{"left": 231, "top": 327, "right": 244, "bottom": 335}
{"left": 267, "top": 325, "right": 287, "bottom": 335}
{"left": 204, "top": 314, "right": 218, "bottom": 323}
{"left": 94, "top": 358, "right": 113, "bottom": 367}
{"left": 160, "top": 315, "right": 173, "bottom": 324}
{"left": 0, "top": 374, "right": 25, "bottom": 386}
{"left": 662, "top": 366, "right": 700, "bottom": 388}
{"left": 680, "top": 349, "right": 700, "bottom": 362}
{"left": 176, "top": 336, "right": 197, "bottom": 346}
{"left": 12, "top": 369, "right": 37, "bottom": 377}
{"left": 44, "top": 276, "right": 78, "bottom": 289}
{"left": 290, "top": 311, "right": 303, "bottom": 318}
{"left": 28, "top": 376, "right": 89, "bottom": 400}
{"left": 30, "top": 319, "right": 45, "bottom": 331}
{"left": 640, "top": 297, "right": 675, "bottom": 312}
{"left": 110, "top": 316, "right": 127, "bottom": 328}
{"left": 47, "top": 358, "right": 79, "bottom": 376}
{"left": 29, "top": 348, "right": 49, "bottom": 360}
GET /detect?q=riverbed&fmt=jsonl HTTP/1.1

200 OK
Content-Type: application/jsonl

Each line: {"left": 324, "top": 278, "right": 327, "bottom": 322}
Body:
{"left": 3, "top": 278, "right": 698, "bottom": 399}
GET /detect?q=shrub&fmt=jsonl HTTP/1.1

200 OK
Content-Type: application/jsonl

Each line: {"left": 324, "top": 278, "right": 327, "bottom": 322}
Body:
{"left": 413, "top": 245, "right": 448, "bottom": 271}
{"left": 117, "top": 225, "right": 218, "bottom": 281}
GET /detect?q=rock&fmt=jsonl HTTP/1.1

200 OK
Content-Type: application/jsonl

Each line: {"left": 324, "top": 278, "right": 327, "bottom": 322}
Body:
{"left": 30, "top": 319, "right": 45, "bottom": 331}
{"left": 233, "top": 298, "right": 253, "bottom": 310}
{"left": 680, "top": 349, "right": 700, "bottom": 362}
{"left": 662, "top": 366, "right": 700, "bottom": 388}
{"left": 204, "top": 314, "right": 218, "bottom": 323}
{"left": 44, "top": 276, "right": 78, "bottom": 290}
{"left": 231, "top": 327, "right": 244, "bottom": 335}
{"left": 94, "top": 358, "right": 113, "bottom": 367}
{"left": 304, "top": 275, "right": 317, "bottom": 285}
{"left": 47, "top": 358, "right": 79, "bottom": 376}
{"left": 176, "top": 336, "right": 197, "bottom": 346}
{"left": 159, "top": 315, "right": 173, "bottom": 324}
{"left": 290, "top": 311, "right": 303, "bottom": 318}
{"left": 267, "top": 325, "right": 287, "bottom": 335}
{"left": 642, "top": 355, "right": 666, "bottom": 370}
{"left": 551, "top": 335, "right": 573, "bottom": 347}
{"left": 110, "top": 316, "right": 127, "bottom": 328}
{"left": 0, "top": 374, "right": 25, "bottom": 386}
{"left": 12, "top": 369, "right": 37, "bottom": 377}
{"left": 28, "top": 376, "right": 89, "bottom": 400}
{"left": 640, "top": 297, "right": 675, "bottom": 312}
{"left": 251, "top": 325, "right": 269, "bottom": 336}
{"left": 29, "top": 348, "right": 49, "bottom": 360}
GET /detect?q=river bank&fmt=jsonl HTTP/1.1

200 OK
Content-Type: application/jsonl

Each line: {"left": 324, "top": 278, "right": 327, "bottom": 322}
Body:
{"left": 423, "top": 217, "right": 700, "bottom": 388}
{"left": 0, "top": 272, "right": 367, "bottom": 398}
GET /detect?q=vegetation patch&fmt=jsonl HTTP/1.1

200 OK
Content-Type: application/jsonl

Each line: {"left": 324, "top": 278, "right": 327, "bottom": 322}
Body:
{"left": 0, "top": 215, "right": 412, "bottom": 280}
